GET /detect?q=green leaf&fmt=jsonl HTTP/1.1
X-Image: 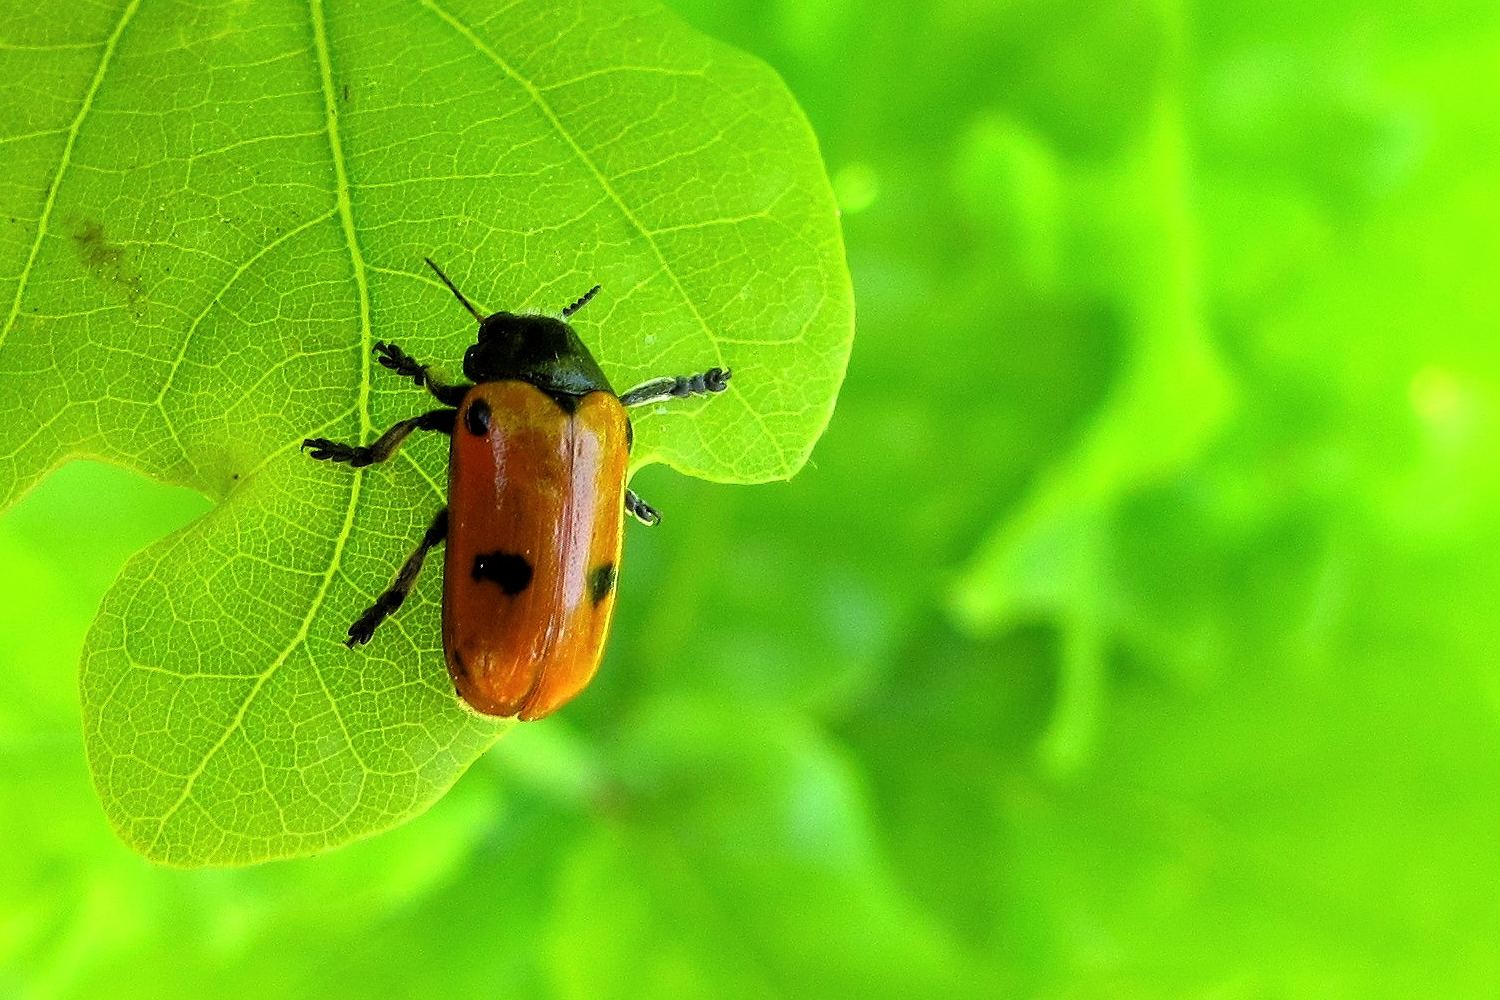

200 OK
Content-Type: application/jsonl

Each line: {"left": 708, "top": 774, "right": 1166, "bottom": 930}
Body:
{"left": 0, "top": 0, "right": 851, "bottom": 865}
{"left": 948, "top": 55, "right": 1235, "bottom": 778}
{"left": 548, "top": 696, "right": 961, "bottom": 1000}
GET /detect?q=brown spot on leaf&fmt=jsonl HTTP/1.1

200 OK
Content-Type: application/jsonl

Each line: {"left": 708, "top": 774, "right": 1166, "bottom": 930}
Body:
{"left": 69, "top": 216, "right": 144, "bottom": 304}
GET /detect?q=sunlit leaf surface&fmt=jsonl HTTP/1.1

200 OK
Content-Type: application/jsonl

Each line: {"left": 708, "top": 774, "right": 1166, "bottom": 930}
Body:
{"left": 0, "top": 0, "right": 850, "bottom": 865}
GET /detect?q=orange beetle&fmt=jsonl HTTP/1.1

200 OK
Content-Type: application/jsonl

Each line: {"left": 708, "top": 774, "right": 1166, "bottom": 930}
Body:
{"left": 303, "top": 259, "right": 729, "bottom": 719}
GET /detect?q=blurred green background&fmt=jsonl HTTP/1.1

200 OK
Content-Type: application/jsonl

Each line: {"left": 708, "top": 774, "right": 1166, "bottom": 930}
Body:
{"left": 5, "top": 0, "right": 1500, "bottom": 995}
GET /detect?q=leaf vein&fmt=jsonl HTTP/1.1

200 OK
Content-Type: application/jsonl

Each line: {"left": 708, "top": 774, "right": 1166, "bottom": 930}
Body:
{"left": 417, "top": 0, "right": 789, "bottom": 470}
{"left": 152, "top": 207, "right": 338, "bottom": 410}
{"left": 0, "top": 0, "right": 143, "bottom": 355}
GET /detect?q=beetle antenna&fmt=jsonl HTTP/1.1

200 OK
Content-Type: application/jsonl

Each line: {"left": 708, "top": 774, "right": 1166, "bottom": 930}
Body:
{"left": 424, "top": 258, "right": 485, "bottom": 324}
{"left": 561, "top": 284, "right": 601, "bottom": 319}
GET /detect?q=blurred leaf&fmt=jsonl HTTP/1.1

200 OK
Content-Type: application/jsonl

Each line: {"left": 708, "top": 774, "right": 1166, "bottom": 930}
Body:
{"left": 0, "top": 0, "right": 851, "bottom": 865}
{"left": 549, "top": 696, "right": 961, "bottom": 1000}
{"left": 952, "top": 80, "right": 1235, "bottom": 775}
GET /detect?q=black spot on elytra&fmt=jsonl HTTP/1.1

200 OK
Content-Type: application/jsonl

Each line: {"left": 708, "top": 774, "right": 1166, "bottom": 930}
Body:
{"left": 473, "top": 551, "right": 532, "bottom": 594}
{"left": 465, "top": 398, "right": 491, "bottom": 435}
{"left": 451, "top": 647, "right": 468, "bottom": 679}
{"left": 588, "top": 563, "right": 617, "bottom": 606}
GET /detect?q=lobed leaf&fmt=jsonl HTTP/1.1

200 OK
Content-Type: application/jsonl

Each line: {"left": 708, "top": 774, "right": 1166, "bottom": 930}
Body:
{"left": 0, "top": 0, "right": 851, "bottom": 864}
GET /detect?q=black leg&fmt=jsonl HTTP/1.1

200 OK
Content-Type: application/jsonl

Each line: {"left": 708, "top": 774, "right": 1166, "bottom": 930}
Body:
{"left": 303, "top": 408, "right": 456, "bottom": 467}
{"left": 346, "top": 508, "right": 449, "bottom": 647}
{"left": 374, "top": 341, "right": 470, "bottom": 408}
{"left": 619, "top": 367, "right": 731, "bottom": 408}
{"left": 561, "top": 285, "right": 601, "bottom": 319}
{"left": 625, "top": 488, "right": 661, "bottom": 526}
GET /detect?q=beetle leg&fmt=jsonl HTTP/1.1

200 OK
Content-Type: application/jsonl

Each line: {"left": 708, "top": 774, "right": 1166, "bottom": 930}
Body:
{"left": 373, "top": 341, "right": 471, "bottom": 408}
{"left": 625, "top": 488, "right": 661, "bottom": 526}
{"left": 619, "top": 367, "right": 732, "bottom": 408}
{"left": 346, "top": 508, "right": 449, "bottom": 647}
{"left": 561, "top": 284, "right": 601, "bottom": 318}
{"left": 303, "top": 408, "right": 456, "bottom": 467}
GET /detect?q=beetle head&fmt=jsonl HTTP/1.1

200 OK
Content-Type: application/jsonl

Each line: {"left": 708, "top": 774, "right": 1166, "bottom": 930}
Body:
{"left": 463, "top": 312, "right": 613, "bottom": 397}
{"left": 426, "top": 258, "right": 614, "bottom": 399}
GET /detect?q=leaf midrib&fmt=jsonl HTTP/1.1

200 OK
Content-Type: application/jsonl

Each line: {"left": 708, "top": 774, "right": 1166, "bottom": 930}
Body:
{"left": 145, "top": 0, "right": 383, "bottom": 849}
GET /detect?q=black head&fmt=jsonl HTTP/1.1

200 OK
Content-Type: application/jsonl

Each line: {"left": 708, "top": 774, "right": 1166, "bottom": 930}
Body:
{"left": 426, "top": 258, "right": 614, "bottom": 399}
{"left": 463, "top": 312, "right": 613, "bottom": 396}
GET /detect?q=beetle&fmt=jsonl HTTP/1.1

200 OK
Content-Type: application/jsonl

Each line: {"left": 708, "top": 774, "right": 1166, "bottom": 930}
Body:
{"left": 302, "top": 259, "right": 729, "bottom": 720}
